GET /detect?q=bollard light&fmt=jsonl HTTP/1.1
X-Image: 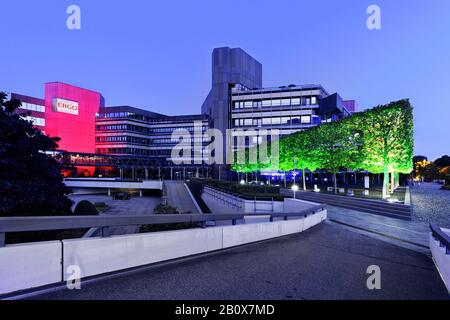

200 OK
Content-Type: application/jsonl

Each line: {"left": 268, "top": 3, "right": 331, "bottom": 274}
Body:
{"left": 292, "top": 185, "right": 299, "bottom": 199}
{"left": 240, "top": 180, "right": 246, "bottom": 185}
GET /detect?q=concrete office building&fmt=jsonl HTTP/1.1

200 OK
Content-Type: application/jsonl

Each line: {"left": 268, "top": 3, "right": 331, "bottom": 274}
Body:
{"left": 201, "top": 47, "right": 357, "bottom": 179}
{"left": 6, "top": 47, "right": 357, "bottom": 179}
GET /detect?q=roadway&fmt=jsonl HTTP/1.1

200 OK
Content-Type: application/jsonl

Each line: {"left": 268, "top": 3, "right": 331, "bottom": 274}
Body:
{"left": 31, "top": 222, "right": 448, "bottom": 300}
{"left": 70, "top": 195, "right": 161, "bottom": 236}
{"left": 165, "top": 181, "right": 200, "bottom": 214}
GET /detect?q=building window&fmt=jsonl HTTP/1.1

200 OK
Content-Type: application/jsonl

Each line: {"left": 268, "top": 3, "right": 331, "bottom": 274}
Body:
{"left": 311, "top": 96, "right": 317, "bottom": 105}
{"left": 301, "top": 116, "right": 311, "bottom": 124}
{"left": 291, "top": 98, "right": 301, "bottom": 105}
{"left": 262, "top": 100, "right": 272, "bottom": 107}
{"left": 271, "top": 99, "right": 281, "bottom": 107}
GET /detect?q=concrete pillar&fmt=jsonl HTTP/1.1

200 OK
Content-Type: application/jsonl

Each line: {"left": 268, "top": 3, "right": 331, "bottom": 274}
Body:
{"left": 120, "top": 168, "right": 124, "bottom": 180}
{"left": 145, "top": 168, "right": 149, "bottom": 180}
{"left": 170, "top": 168, "right": 173, "bottom": 180}
{"left": 108, "top": 189, "right": 111, "bottom": 197}
{"left": 139, "top": 190, "right": 143, "bottom": 197}
{"left": 158, "top": 167, "right": 161, "bottom": 180}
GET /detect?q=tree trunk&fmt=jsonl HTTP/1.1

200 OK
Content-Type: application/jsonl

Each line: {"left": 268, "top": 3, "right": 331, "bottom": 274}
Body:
{"left": 334, "top": 174, "right": 338, "bottom": 194}
{"left": 303, "top": 170, "right": 307, "bottom": 191}
{"left": 390, "top": 171, "right": 395, "bottom": 194}
{"left": 382, "top": 166, "right": 390, "bottom": 199}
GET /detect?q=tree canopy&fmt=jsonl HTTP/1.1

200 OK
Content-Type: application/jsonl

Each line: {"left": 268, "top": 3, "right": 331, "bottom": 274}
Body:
{"left": 0, "top": 92, "right": 73, "bottom": 216}
{"left": 232, "top": 99, "right": 414, "bottom": 177}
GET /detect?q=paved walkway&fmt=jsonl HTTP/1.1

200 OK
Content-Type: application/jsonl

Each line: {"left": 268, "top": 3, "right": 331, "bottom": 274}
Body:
{"left": 165, "top": 181, "right": 199, "bottom": 214}
{"left": 327, "top": 206, "right": 430, "bottom": 254}
{"left": 32, "top": 223, "right": 448, "bottom": 300}
{"left": 410, "top": 183, "right": 450, "bottom": 228}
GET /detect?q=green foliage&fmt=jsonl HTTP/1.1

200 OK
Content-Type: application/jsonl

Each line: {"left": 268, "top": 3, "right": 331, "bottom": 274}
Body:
{"left": 0, "top": 92, "right": 73, "bottom": 217}
{"left": 74, "top": 200, "right": 99, "bottom": 216}
{"left": 232, "top": 99, "right": 414, "bottom": 177}
{"left": 435, "top": 155, "right": 450, "bottom": 168}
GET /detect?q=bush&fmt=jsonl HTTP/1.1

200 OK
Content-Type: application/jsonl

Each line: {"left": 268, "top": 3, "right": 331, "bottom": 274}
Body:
{"left": 154, "top": 204, "right": 179, "bottom": 214}
{"left": 73, "top": 200, "right": 99, "bottom": 216}
{"left": 445, "top": 175, "right": 450, "bottom": 186}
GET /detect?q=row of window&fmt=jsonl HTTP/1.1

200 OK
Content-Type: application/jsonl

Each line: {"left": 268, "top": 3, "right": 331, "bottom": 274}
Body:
{"left": 25, "top": 116, "right": 46, "bottom": 127}
{"left": 152, "top": 126, "right": 208, "bottom": 133}
{"left": 233, "top": 97, "right": 317, "bottom": 109}
{"left": 96, "top": 136, "right": 151, "bottom": 144}
{"left": 97, "top": 124, "right": 208, "bottom": 134}
{"left": 21, "top": 103, "right": 45, "bottom": 113}
{"left": 153, "top": 137, "right": 210, "bottom": 144}
{"left": 96, "top": 148, "right": 172, "bottom": 157}
{"left": 234, "top": 116, "right": 312, "bottom": 127}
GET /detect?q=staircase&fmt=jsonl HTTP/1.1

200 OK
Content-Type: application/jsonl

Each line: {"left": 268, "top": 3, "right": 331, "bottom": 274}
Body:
{"left": 282, "top": 190, "right": 411, "bottom": 220}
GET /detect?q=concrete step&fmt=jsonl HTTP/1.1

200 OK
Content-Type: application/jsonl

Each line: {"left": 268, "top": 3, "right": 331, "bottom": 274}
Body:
{"left": 295, "top": 195, "right": 411, "bottom": 215}
{"left": 289, "top": 192, "right": 411, "bottom": 220}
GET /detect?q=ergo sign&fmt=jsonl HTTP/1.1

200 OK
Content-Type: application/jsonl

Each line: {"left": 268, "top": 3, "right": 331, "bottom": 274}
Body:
{"left": 52, "top": 98, "right": 79, "bottom": 115}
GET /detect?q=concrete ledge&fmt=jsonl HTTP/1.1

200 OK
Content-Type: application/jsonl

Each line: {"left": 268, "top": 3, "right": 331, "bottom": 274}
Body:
{"left": 0, "top": 210, "right": 327, "bottom": 296}
{"left": 430, "top": 231, "right": 450, "bottom": 293}
{"left": 0, "top": 241, "right": 62, "bottom": 295}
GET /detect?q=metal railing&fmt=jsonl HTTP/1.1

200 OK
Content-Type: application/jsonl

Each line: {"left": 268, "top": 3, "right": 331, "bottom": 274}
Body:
{"left": 430, "top": 224, "right": 450, "bottom": 254}
{"left": 0, "top": 204, "right": 326, "bottom": 247}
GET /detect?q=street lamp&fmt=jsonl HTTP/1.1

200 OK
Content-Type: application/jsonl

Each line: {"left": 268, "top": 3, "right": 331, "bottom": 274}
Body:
{"left": 240, "top": 180, "right": 246, "bottom": 185}
{"left": 292, "top": 185, "right": 299, "bottom": 199}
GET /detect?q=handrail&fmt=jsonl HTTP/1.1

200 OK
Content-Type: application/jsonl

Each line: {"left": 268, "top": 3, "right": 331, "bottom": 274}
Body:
{"left": 430, "top": 224, "right": 450, "bottom": 254}
{"left": 0, "top": 204, "right": 326, "bottom": 247}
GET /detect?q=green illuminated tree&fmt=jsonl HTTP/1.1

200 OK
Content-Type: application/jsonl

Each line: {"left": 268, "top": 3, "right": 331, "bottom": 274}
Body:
{"left": 232, "top": 99, "right": 414, "bottom": 200}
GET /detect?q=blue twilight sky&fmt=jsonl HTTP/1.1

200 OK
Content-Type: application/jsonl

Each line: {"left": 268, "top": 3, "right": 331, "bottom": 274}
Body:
{"left": 1, "top": 0, "right": 449, "bottom": 160}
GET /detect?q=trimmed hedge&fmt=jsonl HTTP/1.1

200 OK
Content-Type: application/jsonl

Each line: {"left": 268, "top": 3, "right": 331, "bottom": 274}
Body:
{"left": 73, "top": 200, "right": 99, "bottom": 216}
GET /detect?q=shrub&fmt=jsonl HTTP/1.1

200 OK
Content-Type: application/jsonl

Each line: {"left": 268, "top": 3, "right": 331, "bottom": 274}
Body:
{"left": 73, "top": 200, "right": 99, "bottom": 216}
{"left": 445, "top": 175, "right": 450, "bottom": 186}
{"left": 154, "top": 204, "right": 179, "bottom": 214}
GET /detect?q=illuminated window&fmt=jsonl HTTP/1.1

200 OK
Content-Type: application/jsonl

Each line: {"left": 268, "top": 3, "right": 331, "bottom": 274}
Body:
{"left": 272, "top": 99, "right": 281, "bottom": 107}
{"left": 291, "top": 98, "right": 301, "bottom": 105}
{"left": 301, "top": 116, "right": 311, "bottom": 124}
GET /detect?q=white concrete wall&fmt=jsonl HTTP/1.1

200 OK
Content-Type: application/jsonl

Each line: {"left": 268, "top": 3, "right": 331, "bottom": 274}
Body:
{"left": 430, "top": 230, "right": 450, "bottom": 293}
{"left": 284, "top": 198, "right": 320, "bottom": 212}
{"left": 202, "top": 187, "right": 319, "bottom": 214}
{"left": 0, "top": 241, "right": 62, "bottom": 295}
{"left": 62, "top": 209, "right": 327, "bottom": 281}
{"left": 0, "top": 209, "right": 327, "bottom": 296}
{"left": 62, "top": 228, "right": 224, "bottom": 280}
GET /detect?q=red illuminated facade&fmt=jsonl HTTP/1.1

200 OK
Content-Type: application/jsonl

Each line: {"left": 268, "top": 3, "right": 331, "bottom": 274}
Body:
{"left": 13, "top": 82, "right": 104, "bottom": 176}
{"left": 44, "top": 82, "right": 104, "bottom": 154}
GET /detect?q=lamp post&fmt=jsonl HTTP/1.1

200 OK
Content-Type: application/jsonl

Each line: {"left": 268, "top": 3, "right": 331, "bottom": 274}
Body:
{"left": 292, "top": 184, "right": 299, "bottom": 199}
